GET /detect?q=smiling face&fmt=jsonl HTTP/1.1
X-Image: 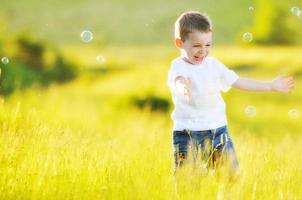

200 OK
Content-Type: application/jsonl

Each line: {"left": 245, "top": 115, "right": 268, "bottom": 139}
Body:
{"left": 176, "top": 31, "right": 212, "bottom": 65}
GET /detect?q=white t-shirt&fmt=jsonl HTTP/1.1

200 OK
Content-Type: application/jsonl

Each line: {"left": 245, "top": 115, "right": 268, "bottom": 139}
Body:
{"left": 167, "top": 56, "right": 239, "bottom": 131}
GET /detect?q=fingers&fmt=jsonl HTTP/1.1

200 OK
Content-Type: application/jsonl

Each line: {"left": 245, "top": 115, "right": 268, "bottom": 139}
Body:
{"left": 184, "top": 78, "right": 192, "bottom": 97}
{"left": 287, "top": 83, "right": 295, "bottom": 90}
{"left": 185, "top": 78, "right": 192, "bottom": 90}
{"left": 284, "top": 81, "right": 295, "bottom": 93}
{"left": 177, "top": 77, "right": 191, "bottom": 85}
{"left": 175, "top": 76, "right": 192, "bottom": 97}
{"left": 276, "top": 75, "right": 295, "bottom": 92}
{"left": 286, "top": 77, "right": 295, "bottom": 90}
{"left": 287, "top": 78, "right": 295, "bottom": 85}
{"left": 184, "top": 77, "right": 191, "bottom": 85}
{"left": 287, "top": 79, "right": 295, "bottom": 86}
{"left": 284, "top": 77, "right": 294, "bottom": 83}
{"left": 279, "top": 75, "right": 293, "bottom": 82}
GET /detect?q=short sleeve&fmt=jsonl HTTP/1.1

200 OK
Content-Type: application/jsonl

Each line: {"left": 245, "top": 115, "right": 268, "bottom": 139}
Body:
{"left": 215, "top": 59, "right": 239, "bottom": 92}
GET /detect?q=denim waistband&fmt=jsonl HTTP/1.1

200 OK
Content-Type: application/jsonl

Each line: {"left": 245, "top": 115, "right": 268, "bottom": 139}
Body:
{"left": 174, "top": 125, "right": 227, "bottom": 134}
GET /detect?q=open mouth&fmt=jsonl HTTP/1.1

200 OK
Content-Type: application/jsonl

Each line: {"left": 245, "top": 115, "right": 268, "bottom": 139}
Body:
{"left": 194, "top": 55, "right": 204, "bottom": 62}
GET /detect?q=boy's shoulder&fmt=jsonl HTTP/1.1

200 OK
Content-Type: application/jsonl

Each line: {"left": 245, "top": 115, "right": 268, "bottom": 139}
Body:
{"left": 205, "top": 56, "right": 227, "bottom": 69}
{"left": 171, "top": 56, "right": 183, "bottom": 66}
{"left": 169, "top": 57, "right": 185, "bottom": 72}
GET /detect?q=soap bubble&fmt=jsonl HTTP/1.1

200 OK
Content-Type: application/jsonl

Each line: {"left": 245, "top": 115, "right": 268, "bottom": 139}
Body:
{"left": 200, "top": 163, "right": 208, "bottom": 175}
{"left": 96, "top": 55, "right": 105, "bottom": 63}
{"left": 200, "top": 163, "right": 207, "bottom": 171}
{"left": 217, "top": 191, "right": 224, "bottom": 200}
{"left": 288, "top": 109, "right": 299, "bottom": 119}
{"left": 249, "top": 6, "right": 255, "bottom": 11}
{"left": 245, "top": 105, "right": 256, "bottom": 117}
{"left": 291, "top": 6, "right": 300, "bottom": 15}
{"left": 297, "top": 11, "right": 302, "bottom": 20}
{"left": 80, "top": 30, "right": 93, "bottom": 43}
{"left": 242, "top": 32, "right": 253, "bottom": 43}
{"left": 1, "top": 57, "right": 9, "bottom": 64}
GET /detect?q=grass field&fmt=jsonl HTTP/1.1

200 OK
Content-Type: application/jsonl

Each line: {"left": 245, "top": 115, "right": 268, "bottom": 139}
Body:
{"left": 0, "top": 45, "right": 301, "bottom": 199}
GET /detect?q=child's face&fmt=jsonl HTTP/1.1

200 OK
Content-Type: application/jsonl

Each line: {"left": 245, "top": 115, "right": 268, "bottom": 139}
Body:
{"left": 177, "top": 31, "right": 212, "bottom": 65}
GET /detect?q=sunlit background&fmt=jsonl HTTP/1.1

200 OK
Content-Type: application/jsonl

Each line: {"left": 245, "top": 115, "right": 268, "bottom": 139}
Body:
{"left": 0, "top": 0, "right": 302, "bottom": 199}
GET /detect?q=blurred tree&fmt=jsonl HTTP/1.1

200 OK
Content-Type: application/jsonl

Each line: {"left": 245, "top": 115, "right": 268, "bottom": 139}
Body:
{"left": 0, "top": 33, "right": 79, "bottom": 96}
{"left": 252, "top": 0, "right": 301, "bottom": 45}
{"left": 16, "top": 35, "right": 45, "bottom": 70}
{"left": 131, "top": 94, "right": 170, "bottom": 113}
{"left": 48, "top": 54, "right": 78, "bottom": 83}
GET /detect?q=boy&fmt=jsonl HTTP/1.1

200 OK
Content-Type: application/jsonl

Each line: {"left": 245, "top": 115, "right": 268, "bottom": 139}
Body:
{"left": 168, "top": 11, "right": 295, "bottom": 176}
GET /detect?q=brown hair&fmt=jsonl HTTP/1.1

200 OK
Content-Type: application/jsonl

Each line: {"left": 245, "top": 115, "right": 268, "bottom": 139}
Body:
{"left": 175, "top": 11, "right": 212, "bottom": 42}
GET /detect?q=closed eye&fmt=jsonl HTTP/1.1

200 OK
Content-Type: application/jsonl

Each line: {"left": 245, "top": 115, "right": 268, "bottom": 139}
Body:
{"left": 193, "top": 44, "right": 211, "bottom": 47}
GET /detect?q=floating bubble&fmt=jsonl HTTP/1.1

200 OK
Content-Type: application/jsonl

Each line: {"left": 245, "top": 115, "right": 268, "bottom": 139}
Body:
{"left": 96, "top": 55, "right": 105, "bottom": 63}
{"left": 200, "top": 163, "right": 207, "bottom": 171}
{"left": 245, "top": 105, "right": 256, "bottom": 117}
{"left": 291, "top": 6, "right": 300, "bottom": 15}
{"left": 80, "top": 30, "right": 93, "bottom": 43}
{"left": 1, "top": 57, "right": 9, "bottom": 64}
{"left": 200, "top": 163, "right": 208, "bottom": 175}
{"left": 217, "top": 191, "right": 224, "bottom": 200}
{"left": 278, "top": 190, "right": 284, "bottom": 200}
{"left": 288, "top": 109, "right": 299, "bottom": 119}
{"left": 249, "top": 6, "right": 255, "bottom": 11}
{"left": 297, "top": 11, "right": 302, "bottom": 20}
{"left": 242, "top": 32, "right": 253, "bottom": 43}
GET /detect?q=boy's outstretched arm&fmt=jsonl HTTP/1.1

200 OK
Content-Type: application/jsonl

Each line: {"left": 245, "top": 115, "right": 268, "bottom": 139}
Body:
{"left": 232, "top": 75, "right": 295, "bottom": 93}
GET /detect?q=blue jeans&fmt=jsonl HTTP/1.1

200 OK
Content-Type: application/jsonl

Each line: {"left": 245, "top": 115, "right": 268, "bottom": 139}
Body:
{"left": 173, "top": 125, "right": 238, "bottom": 174}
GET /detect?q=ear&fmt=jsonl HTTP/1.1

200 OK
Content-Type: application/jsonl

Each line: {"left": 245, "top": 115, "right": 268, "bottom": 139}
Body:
{"left": 175, "top": 38, "right": 183, "bottom": 48}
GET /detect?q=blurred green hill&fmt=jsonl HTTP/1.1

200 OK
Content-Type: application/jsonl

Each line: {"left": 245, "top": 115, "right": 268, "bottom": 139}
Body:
{"left": 1, "top": 0, "right": 302, "bottom": 95}
{"left": 0, "top": 0, "right": 301, "bottom": 45}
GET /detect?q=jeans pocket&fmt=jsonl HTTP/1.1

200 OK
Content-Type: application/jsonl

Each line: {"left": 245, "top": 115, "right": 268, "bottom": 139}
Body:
{"left": 173, "top": 130, "right": 187, "bottom": 144}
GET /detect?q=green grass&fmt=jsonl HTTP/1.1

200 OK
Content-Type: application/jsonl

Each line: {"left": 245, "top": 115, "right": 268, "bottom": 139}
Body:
{"left": 0, "top": 45, "right": 302, "bottom": 199}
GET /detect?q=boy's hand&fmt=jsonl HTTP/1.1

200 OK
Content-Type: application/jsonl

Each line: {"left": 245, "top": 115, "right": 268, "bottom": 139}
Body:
{"left": 175, "top": 76, "right": 192, "bottom": 101}
{"left": 271, "top": 75, "right": 295, "bottom": 93}
{"left": 183, "top": 77, "right": 192, "bottom": 98}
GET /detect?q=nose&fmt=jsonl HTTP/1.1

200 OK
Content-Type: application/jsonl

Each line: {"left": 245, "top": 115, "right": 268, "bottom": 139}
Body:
{"left": 198, "top": 48, "right": 206, "bottom": 54}
{"left": 199, "top": 46, "right": 206, "bottom": 54}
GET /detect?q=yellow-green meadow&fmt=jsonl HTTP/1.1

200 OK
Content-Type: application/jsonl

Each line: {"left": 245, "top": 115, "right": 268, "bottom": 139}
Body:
{"left": 1, "top": 45, "right": 301, "bottom": 199}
